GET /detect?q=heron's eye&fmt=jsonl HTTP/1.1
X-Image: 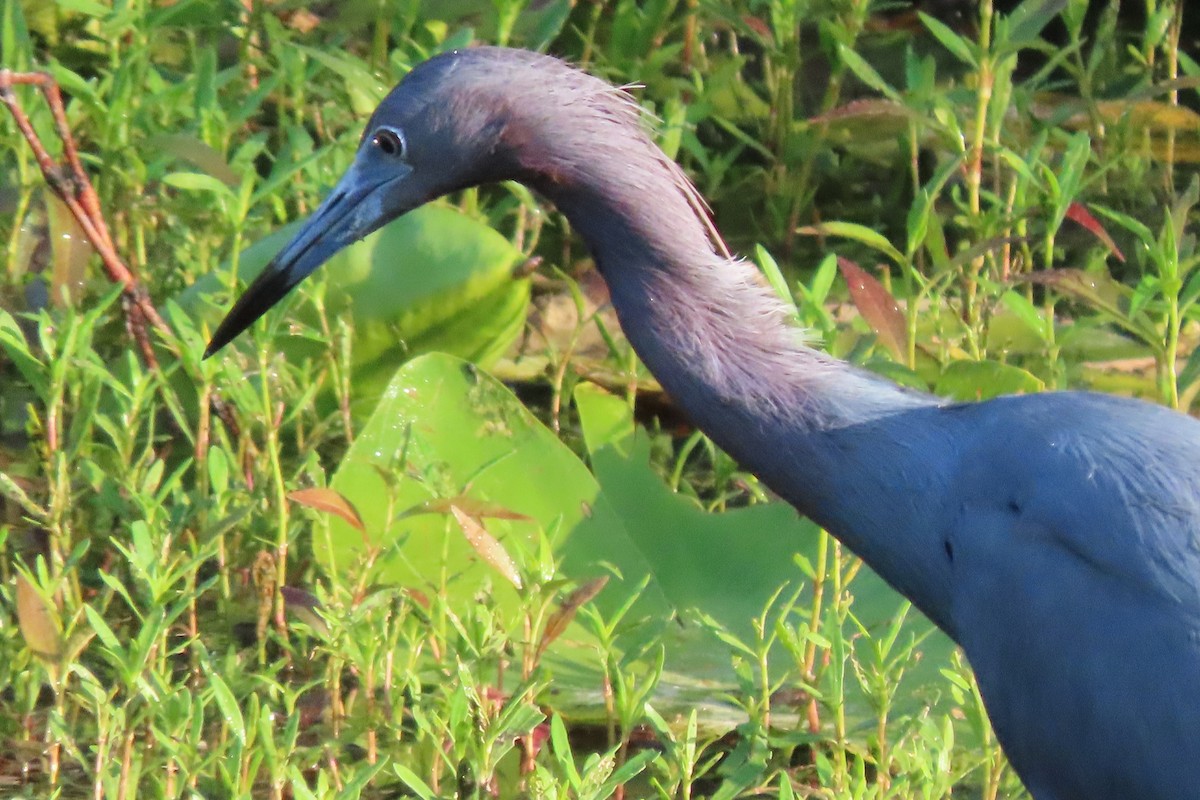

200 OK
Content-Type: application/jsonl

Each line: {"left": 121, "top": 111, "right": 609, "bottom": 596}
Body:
{"left": 371, "top": 127, "right": 406, "bottom": 158}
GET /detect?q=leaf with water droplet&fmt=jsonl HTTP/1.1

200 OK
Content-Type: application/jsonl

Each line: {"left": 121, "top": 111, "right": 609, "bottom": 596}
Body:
{"left": 838, "top": 258, "right": 906, "bottom": 361}
{"left": 203, "top": 660, "right": 247, "bottom": 744}
{"left": 45, "top": 194, "right": 90, "bottom": 307}
{"left": 449, "top": 504, "right": 523, "bottom": 590}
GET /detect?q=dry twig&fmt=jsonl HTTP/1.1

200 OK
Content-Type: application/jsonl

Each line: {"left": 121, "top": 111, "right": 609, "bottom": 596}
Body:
{"left": 0, "top": 69, "right": 244, "bottom": 449}
{"left": 0, "top": 69, "right": 173, "bottom": 369}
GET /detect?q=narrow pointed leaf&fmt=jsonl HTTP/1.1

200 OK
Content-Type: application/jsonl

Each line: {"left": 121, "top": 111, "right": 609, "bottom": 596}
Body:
{"left": 204, "top": 662, "right": 246, "bottom": 744}
{"left": 798, "top": 221, "right": 906, "bottom": 267}
{"left": 1005, "top": 0, "right": 1068, "bottom": 48}
{"left": 400, "top": 495, "right": 533, "bottom": 522}
{"left": 288, "top": 487, "right": 365, "bottom": 531}
{"left": 538, "top": 576, "right": 609, "bottom": 656}
{"left": 392, "top": 764, "right": 437, "bottom": 800}
{"left": 919, "top": 12, "right": 979, "bottom": 67}
{"left": 449, "top": 504, "right": 523, "bottom": 589}
{"left": 1066, "top": 202, "right": 1125, "bottom": 262}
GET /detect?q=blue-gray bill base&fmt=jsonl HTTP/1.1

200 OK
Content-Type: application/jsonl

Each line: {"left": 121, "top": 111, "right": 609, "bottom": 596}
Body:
{"left": 205, "top": 47, "right": 1200, "bottom": 800}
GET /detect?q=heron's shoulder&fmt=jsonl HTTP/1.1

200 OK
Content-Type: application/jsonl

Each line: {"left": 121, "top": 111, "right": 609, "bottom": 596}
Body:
{"left": 951, "top": 390, "right": 1200, "bottom": 446}
{"left": 952, "top": 390, "right": 1200, "bottom": 607}
{"left": 953, "top": 390, "right": 1200, "bottom": 499}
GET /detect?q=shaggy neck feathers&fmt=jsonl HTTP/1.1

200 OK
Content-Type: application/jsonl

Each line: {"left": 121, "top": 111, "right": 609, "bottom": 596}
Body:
{"left": 495, "top": 56, "right": 934, "bottom": 431}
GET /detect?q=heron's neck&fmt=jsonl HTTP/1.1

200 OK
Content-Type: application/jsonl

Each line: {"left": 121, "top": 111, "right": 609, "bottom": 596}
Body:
{"left": 538, "top": 167, "right": 957, "bottom": 634}
{"left": 541, "top": 167, "right": 934, "bottom": 432}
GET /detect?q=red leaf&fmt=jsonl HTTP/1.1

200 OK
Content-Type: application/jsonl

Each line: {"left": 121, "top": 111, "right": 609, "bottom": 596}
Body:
{"left": 537, "top": 576, "right": 609, "bottom": 658}
{"left": 1065, "top": 202, "right": 1125, "bottom": 262}
{"left": 400, "top": 495, "right": 532, "bottom": 523}
{"left": 740, "top": 15, "right": 773, "bottom": 42}
{"left": 518, "top": 722, "right": 551, "bottom": 760}
{"left": 838, "top": 257, "right": 907, "bottom": 360}
{"left": 288, "top": 487, "right": 365, "bottom": 531}
{"left": 405, "top": 588, "right": 431, "bottom": 609}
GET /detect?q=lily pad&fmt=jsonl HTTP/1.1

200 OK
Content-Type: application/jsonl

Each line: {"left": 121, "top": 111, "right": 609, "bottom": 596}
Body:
{"left": 318, "top": 352, "right": 668, "bottom": 616}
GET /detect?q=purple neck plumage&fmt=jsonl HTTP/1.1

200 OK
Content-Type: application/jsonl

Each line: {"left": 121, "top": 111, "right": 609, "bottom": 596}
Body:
{"left": 476, "top": 48, "right": 957, "bottom": 633}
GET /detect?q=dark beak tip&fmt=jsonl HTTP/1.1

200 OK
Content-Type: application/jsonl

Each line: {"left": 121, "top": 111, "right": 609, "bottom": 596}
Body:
{"left": 202, "top": 316, "right": 241, "bottom": 360}
{"left": 203, "top": 259, "right": 299, "bottom": 360}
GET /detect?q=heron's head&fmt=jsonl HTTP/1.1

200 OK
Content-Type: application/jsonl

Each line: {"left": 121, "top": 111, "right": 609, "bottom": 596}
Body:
{"left": 204, "top": 47, "right": 576, "bottom": 357}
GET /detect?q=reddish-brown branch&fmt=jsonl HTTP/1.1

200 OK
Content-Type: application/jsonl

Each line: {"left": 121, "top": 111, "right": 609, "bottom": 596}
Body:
{"left": 0, "top": 69, "right": 173, "bottom": 370}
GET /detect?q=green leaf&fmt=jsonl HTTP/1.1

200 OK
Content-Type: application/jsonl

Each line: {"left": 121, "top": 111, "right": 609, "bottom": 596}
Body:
{"left": 297, "top": 45, "right": 391, "bottom": 116}
{"left": 919, "top": 12, "right": 979, "bottom": 68}
{"left": 318, "top": 356, "right": 954, "bottom": 729}
{"left": 1049, "top": 132, "right": 1092, "bottom": 229}
{"left": 753, "top": 245, "right": 799, "bottom": 316}
{"left": 905, "top": 156, "right": 963, "bottom": 260}
{"left": 392, "top": 764, "right": 436, "bottom": 800}
{"left": 836, "top": 45, "right": 901, "bottom": 102}
{"left": 1004, "top": 0, "right": 1068, "bottom": 49}
{"left": 517, "top": 0, "right": 572, "bottom": 49}
{"left": 319, "top": 353, "right": 661, "bottom": 616}
{"left": 1, "top": 0, "right": 33, "bottom": 73}
{"left": 0, "top": 310, "right": 48, "bottom": 398}
{"left": 549, "top": 714, "right": 582, "bottom": 786}
{"left": 601, "top": 749, "right": 658, "bottom": 791}
{"left": 797, "top": 221, "right": 906, "bottom": 267}
{"left": 82, "top": 603, "right": 122, "bottom": 655}
{"left": 999, "top": 290, "right": 1047, "bottom": 338}
{"left": 162, "top": 171, "right": 236, "bottom": 198}
{"left": 203, "top": 662, "right": 246, "bottom": 744}
{"left": 936, "top": 359, "right": 1045, "bottom": 401}
{"left": 50, "top": 0, "right": 110, "bottom": 16}
{"left": 808, "top": 252, "right": 838, "bottom": 305}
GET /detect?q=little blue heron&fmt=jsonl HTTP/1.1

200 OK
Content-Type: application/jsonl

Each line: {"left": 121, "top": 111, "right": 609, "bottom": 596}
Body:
{"left": 205, "top": 47, "right": 1200, "bottom": 799}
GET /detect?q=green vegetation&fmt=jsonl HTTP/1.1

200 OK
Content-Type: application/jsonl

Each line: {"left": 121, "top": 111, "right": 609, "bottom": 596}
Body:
{"left": 0, "top": 0, "right": 1196, "bottom": 797}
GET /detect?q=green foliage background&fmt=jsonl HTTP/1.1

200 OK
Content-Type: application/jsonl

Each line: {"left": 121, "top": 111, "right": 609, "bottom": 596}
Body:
{"left": 0, "top": 0, "right": 1197, "bottom": 797}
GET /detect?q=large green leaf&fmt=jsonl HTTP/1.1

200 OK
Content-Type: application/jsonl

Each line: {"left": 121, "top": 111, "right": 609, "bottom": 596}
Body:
{"left": 319, "top": 353, "right": 668, "bottom": 615}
